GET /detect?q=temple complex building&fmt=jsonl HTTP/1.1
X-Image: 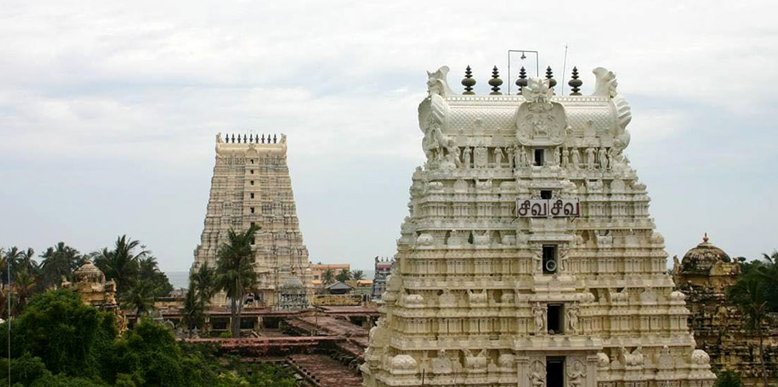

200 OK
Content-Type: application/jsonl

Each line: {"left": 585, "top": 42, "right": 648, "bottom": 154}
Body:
{"left": 191, "top": 133, "right": 312, "bottom": 310}
{"left": 372, "top": 256, "right": 394, "bottom": 300}
{"left": 673, "top": 235, "right": 778, "bottom": 385}
{"left": 361, "top": 65, "right": 716, "bottom": 387}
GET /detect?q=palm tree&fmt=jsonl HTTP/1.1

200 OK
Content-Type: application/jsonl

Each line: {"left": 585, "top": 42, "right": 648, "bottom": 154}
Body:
{"left": 336, "top": 268, "right": 352, "bottom": 282}
{"left": 181, "top": 287, "right": 204, "bottom": 331}
{"left": 190, "top": 262, "right": 217, "bottom": 307}
{"left": 12, "top": 268, "right": 38, "bottom": 315}
{"left": 94, "top": 235, "right": 147, "bottom": 296}
{"left": 40, "top": 242, "right": 81, "bottom": 288}
{"left": 3, "top": 247, "right": 28, "bottom": 283}
{"left": 351, "top": 270, "right": 365, "bottom": 281}
{"left": 727, "top": 273, "right": 770, "bottom": 387}
{"left": 322, "top": 269, "right": 335, "bottom": 285}
{"left": 216, "top": 225, "right": 260, "bottom": 338}
{"left": 122, "top": 279, "right": 156, "bottom": 316}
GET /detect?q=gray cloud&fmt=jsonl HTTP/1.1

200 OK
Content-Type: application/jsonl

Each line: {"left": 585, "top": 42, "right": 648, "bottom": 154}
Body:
{"left": 1, "top": 0, "right": 777, "bottom": 271}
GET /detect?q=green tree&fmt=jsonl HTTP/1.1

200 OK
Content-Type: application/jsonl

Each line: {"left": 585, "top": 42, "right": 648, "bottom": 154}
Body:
{"left": 335, "top": 268, "right": 352, "bottom": 282}
{"left": 351, "top": 270, "right": 365, "bottom": 281}
{"left": 39, "top": 242, "right": 81, "bottom": 289}
{"left": 181, "top": 287, "right": 204, "bottom": 330}
{"left": 12, "top": 268, "right": 38, "bottom": 315}
{"left": 137, "top": 256, "right": 173, "bottom": 298}
{"left": 112, "top": 318, "right": 185, "bottom": 386}
{"left": 3, "top": 246, "right": 36, "bottom": 284}
{"left": 215, "top": 225, "right": 259, "bottom": 337}
{"left": 4, "top": 289, "right": 116, "bottom": 376}
{"left": 322, "top": 269, "right": 335, "bottom": 285}
{"left": 727, "top": 272, "right": 771, "bottom": 387}
{"left": 94, "top": 235, "right": 147, "bottom": 296}
{"left": 121, "top": 279, "right": 156, "bottom": 316}
{"left": 190, "top": 262, "right": 217, "bottom": 307}
{"left": 714, "top": 370, "right": 742, "bottom": 387}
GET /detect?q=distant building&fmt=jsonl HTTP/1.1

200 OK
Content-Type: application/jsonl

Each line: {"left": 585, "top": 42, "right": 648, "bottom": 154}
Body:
{"left": 190, "top": 133, "right": 312, "bottom": 310}
{"left": 673, "top": 234, "right": 778, "bottom": 385}
{"left": 371, "top": 256, "right": 393, "bottom": 300}
{"left": 311, "top": 263, "right": 351, "bottom": 286}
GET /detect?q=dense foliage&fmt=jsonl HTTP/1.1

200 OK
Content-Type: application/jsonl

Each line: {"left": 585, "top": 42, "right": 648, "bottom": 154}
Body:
{"left": 726, "top": 251, "right": 778, "bottom": 387}
{"left": 0, "top": 290, "right": 297, "bottom": 386}
{"left": 0, "top": 236, "right": 173, "bottom": 319}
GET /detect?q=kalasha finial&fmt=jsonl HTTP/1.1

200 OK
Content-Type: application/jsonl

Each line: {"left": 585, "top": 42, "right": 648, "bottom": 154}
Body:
{"left": 568, "top": 66, "right": 582, "bottom": 96}
{"left": 545, "top": 66, "right": 557, "bottom": 88}
{"left": 462, "top": 65, "right": 476, "bottom": 95}
{"left": 488, "top": 66, "right": 503, "bottom": 95}
{"left": 516, "top": 66, "right": 528, "bottom": 95}
{"left": 703, "top": 233, "right": 709, "bottom": 243}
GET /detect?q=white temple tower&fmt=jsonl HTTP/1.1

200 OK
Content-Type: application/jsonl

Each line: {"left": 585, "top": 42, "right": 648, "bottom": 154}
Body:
{"left": 361, "top": 66, "right": 716, "bottom": 387}
{"left": 191, "top": 133, "right": 312, "bottom": 310}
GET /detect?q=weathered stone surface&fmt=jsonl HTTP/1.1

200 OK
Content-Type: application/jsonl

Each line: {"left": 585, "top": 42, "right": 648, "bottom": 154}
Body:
{"left": 674, "top": 236, "right": 778, "bottom": 385}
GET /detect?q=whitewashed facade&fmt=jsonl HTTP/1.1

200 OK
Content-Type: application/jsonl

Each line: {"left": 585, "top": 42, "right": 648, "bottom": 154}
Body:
{"left": 361, "top": 66, "right": 715, "bottom": 387}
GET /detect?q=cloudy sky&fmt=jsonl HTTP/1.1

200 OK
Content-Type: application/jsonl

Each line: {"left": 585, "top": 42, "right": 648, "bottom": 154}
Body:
{"left": 1, "top": 1, "right": 776, "bottom": 273}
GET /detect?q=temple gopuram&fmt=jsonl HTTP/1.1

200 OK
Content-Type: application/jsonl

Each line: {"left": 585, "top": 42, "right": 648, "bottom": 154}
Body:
{"left": 191, "top": 133, "right": 312, "bottom": 310}
{"left": 361, "top": 64, "right": 716, "bottom": 387}
{"left": 673, "top": 234, "right": 778, "bottom": 385}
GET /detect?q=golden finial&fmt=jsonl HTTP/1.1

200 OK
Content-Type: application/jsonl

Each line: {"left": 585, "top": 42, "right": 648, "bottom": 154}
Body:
{"left": 703, "top": 233, "right": 709, "bottom": 243}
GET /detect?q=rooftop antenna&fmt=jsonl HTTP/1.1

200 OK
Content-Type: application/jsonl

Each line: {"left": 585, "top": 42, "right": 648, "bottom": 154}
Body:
{"left": 507, "top": 49, "right": 539, "bottom": 94}
{"left": 561, "top": 44, "right": 569, "bottom": 95}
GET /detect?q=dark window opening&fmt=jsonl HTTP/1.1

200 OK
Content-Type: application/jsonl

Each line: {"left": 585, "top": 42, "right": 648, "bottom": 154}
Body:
{"left": 250, "top": 193, "right": 255, "bottom": 199}
{"left": 250, "top": 169, "right": 254, "bottom": 174}
{"left": 250, "top": 180, "right": 254, "bottom": 185}
{"left": 534, "top": 149, "right": 544, "bottom": 166}
{"left": 546, "top": 358, "right": 565, "bottom": 387}
{"left": 547, "top": 304, "right": 563, "bottom": 334}
{"left": 251, "top": 237, "right": 255, "bottom": 245}
{"left": 543, "top": 245, "right": 558, "bottom": 274}
{"left": 250, "top": 222, "right": 255, "bottom": 227}
{"left": 541, "top": 190, "right": 552, "bottom": 199}
{"left": 250, "top": 207, "right": 255, "bottom": 214}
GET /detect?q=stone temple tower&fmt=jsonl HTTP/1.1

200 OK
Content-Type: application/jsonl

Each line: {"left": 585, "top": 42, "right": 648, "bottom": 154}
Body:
{"left": 191, "top": 133, "right": 312, "bottom": 310}
{"left": 361, "top": 66, "right": 716, "bottom": 387}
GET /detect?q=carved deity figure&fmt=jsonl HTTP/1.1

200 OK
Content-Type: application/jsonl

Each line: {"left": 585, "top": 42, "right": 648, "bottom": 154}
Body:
{"left": 463, "top": 147, "right": 472, "bottom": 168}
{"left": 571, "top": 148, "right": 581, "bottom": 169}
{"left": 585, "top": 147, "right": 595, "bottom": 170}
{"left": 513, "top": 146, "right": 523, "bottom": 169}
{"left": 567, "top": 304, "right": 580, "bottom": 333}
{"left": 567, "top": 360, "right": 586, "bottom": 387}
{"left": 474, "top": 146, "right": 488, "bottom": 168}
{"left": 562, "top": 147, "right": 570, "bottom": 167}
{"left": 598, "top": 147, "right": 608, "bottom": 169}
{"left": 532, "top": 302, "right": 546, "bottom": 334}
{"left": 529, "top": 361, "right": 546, "bottom": 387}
{"left": 516, "top": 78, "right": 567, "bottom": 143}
{"left": 432, "top": 349, "right": 453, "bottom": 374}
{"left": 494, "top": 147, "right": 504, "bottom": 167}
{"left": 506, "top": 147, "right": 515, "bottom": 168}
{"left": 549, "top": 147, "right": 559, "bottom": 166}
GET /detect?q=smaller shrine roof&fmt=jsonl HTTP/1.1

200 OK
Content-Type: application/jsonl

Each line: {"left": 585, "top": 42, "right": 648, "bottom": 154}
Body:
{"left": 680, "top": 233, "right": 731, "bottom": 275}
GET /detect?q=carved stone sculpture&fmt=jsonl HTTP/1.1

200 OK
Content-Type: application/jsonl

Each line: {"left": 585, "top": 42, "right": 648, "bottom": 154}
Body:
{"left": 360, "top": 65, "right": 716, "bottom": 387}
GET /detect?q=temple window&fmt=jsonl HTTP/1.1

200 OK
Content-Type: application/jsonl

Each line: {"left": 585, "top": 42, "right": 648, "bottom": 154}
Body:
{"left": 541, "top": 190, "right": 552, "bottom": 199}
{"left": 534, "top": 149, "right": 544, "bottom": 166}
{"left": 543, "top": 245, "right": 558, "bottom": 274}
{"left": 547, "top": 304, "right": 563, "bottom": 334}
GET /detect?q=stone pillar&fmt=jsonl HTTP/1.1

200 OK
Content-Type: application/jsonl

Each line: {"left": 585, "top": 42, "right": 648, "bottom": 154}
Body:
{"left": 586, "top": 354, "right": 599, "bottom": 387}
{"left": 517, "top": 356, "right": 530, "bottom": 387}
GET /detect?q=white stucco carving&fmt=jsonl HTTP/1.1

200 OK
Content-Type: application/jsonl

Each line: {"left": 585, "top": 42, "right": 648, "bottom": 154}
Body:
{"left": 360, "top": 65, "right": 716, "bottom": 387}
